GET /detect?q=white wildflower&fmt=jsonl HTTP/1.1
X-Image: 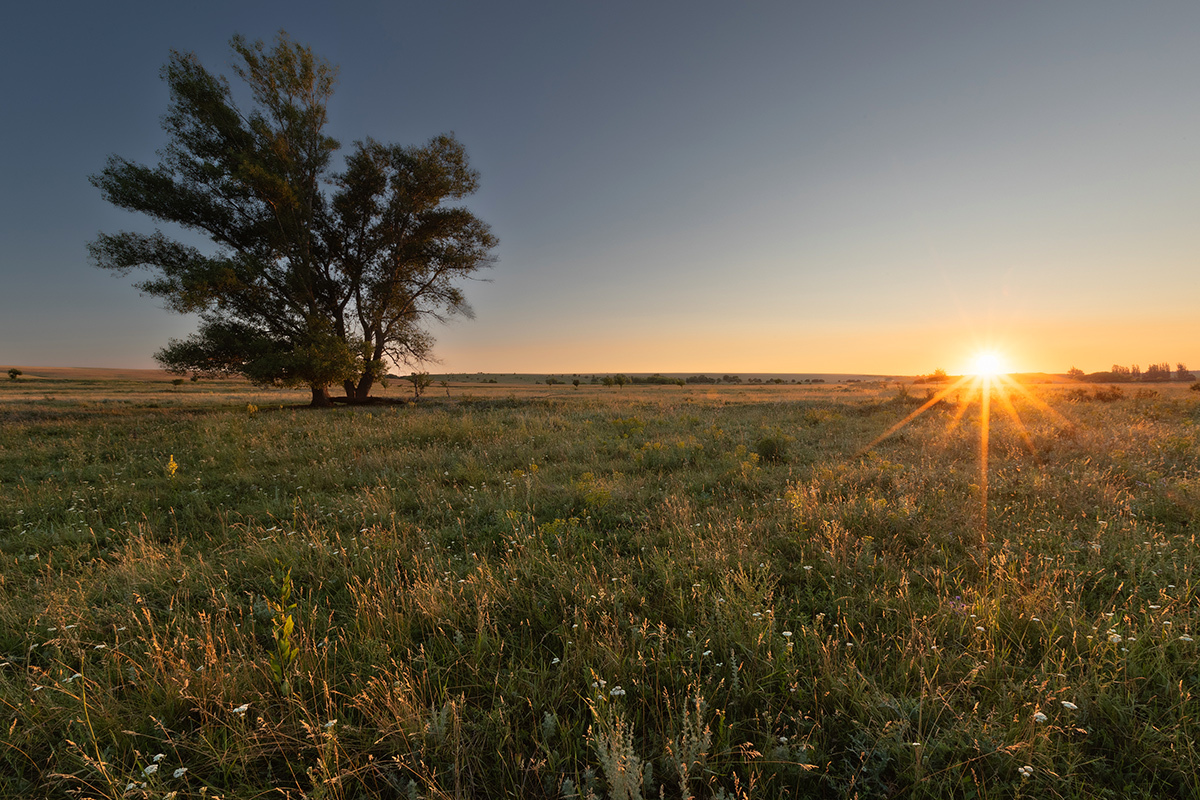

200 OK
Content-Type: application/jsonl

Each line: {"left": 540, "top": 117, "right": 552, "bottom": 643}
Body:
{"left": 1033, "top": 712, "right": 1047, "bottom": 722}
{"left": 173, "top": 767, "right": 188, "bottom": 778}
{"left": 143, "top": 764, "right": 159, "bottom": 776}
{"left": 1061, "top": 701, "right": 1078, "bottom": 710}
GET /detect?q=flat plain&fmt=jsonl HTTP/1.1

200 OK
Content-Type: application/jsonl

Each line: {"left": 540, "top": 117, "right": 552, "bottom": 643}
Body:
{"left": 1, "top": 372, "right": 1198, "bottom": 799}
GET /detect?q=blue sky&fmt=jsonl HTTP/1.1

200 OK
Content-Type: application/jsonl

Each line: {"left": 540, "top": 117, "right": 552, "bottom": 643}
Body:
{"left": 2, "top": 2, "right": 1197, "bottom": 374}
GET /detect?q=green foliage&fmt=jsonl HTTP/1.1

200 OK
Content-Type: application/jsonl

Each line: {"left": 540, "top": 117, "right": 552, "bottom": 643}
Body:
{"left": 89, "top": 31, "right": 495, "bottom": 405}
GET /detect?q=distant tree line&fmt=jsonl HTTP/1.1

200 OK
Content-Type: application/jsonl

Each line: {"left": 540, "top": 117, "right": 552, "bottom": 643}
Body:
{"left": 531, "top": 373, "right": 829, "bottom": 387}
{"left": 1069, "top": 363, "right": 1194, "bottom": 383}
{"left": 678, "top": 374, "right": 823, "bottom": 385}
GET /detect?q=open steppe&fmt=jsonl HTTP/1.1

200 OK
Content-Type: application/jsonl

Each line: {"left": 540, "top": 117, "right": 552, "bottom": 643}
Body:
{"left": 1, "top": 373, "right": 1198, "bottom": 798}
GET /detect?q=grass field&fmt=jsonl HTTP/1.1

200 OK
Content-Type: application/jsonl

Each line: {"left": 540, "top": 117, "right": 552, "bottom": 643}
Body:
{"left": 2, "top": 372, "right": 1198, "bottom": 799}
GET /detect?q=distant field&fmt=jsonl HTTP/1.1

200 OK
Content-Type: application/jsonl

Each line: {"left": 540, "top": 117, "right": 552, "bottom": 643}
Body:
{"left": 1, "top": 375, "right": 1198, "bottom": 798}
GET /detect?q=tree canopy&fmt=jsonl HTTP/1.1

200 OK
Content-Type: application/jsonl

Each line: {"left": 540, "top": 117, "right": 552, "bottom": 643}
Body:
{"left": 89, "top": 32, "right": 496, "bottom": 406}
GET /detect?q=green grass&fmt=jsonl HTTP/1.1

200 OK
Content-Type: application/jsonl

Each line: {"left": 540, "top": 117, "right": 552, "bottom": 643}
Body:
{"left": 1, "top": 378, "right": 1198, "bottom": 798}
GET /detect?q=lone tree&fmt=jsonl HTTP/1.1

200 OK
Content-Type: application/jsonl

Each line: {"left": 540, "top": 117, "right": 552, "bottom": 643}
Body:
{"left": 89, "top": 32, "right": 496, "bottom": 406}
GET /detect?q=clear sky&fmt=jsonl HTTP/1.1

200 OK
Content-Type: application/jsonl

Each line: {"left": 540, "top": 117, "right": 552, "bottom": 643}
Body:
{"left": 2, "top": 1, "right": 1197, "bottom": 376}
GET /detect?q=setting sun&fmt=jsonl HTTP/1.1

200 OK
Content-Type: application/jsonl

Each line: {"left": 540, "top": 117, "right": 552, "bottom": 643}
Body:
{"left": 970, "top": 351, "right": 1007, "bottom": 377}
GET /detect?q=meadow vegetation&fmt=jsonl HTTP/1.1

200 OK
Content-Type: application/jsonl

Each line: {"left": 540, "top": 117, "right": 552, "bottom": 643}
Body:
{"left": 1, "top": 373, "right": 1198, "bottom": 799}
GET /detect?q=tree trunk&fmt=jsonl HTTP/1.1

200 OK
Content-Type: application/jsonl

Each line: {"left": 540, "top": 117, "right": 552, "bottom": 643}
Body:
{"left": 353, "top": 371, "right": 374, "bottom": 402}
{"left": 310, "top": 386, "right": 333, "bottom": 407}
{"left": 342, "top": 379, "right": 356, "bottom": 398}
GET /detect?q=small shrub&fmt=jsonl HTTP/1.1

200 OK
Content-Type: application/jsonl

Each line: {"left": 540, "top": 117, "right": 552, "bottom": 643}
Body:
{"left": 407, "top": 372, "right": 433, "bottom": 399}
{"left": 7, "top": 368, "right": 21, "bottom": 381}
{"left": 891, "top": 383, "right": 922, "bottom": 405}
{"left": 754, "top": 434, "right": 790, "bottom": 464}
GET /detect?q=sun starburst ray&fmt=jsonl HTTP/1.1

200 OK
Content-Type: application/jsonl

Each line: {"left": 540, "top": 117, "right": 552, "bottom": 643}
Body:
{"left": 860, "top": 374, "right": 975, "bottom": 454}
{"left": 996, "top": 374, "right": 1076, "bottom": 430}
{"left": 990, "top": 377, "right": 1038, "bottom": 457}
{"left": 860, "top": 354, "right": 1078, "bottom": 545}
{"left": 979, "top": 375, "right": 991, "bottom": 540}
{"left": 944, "top": 387, "right": 975, "bottom": 436}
